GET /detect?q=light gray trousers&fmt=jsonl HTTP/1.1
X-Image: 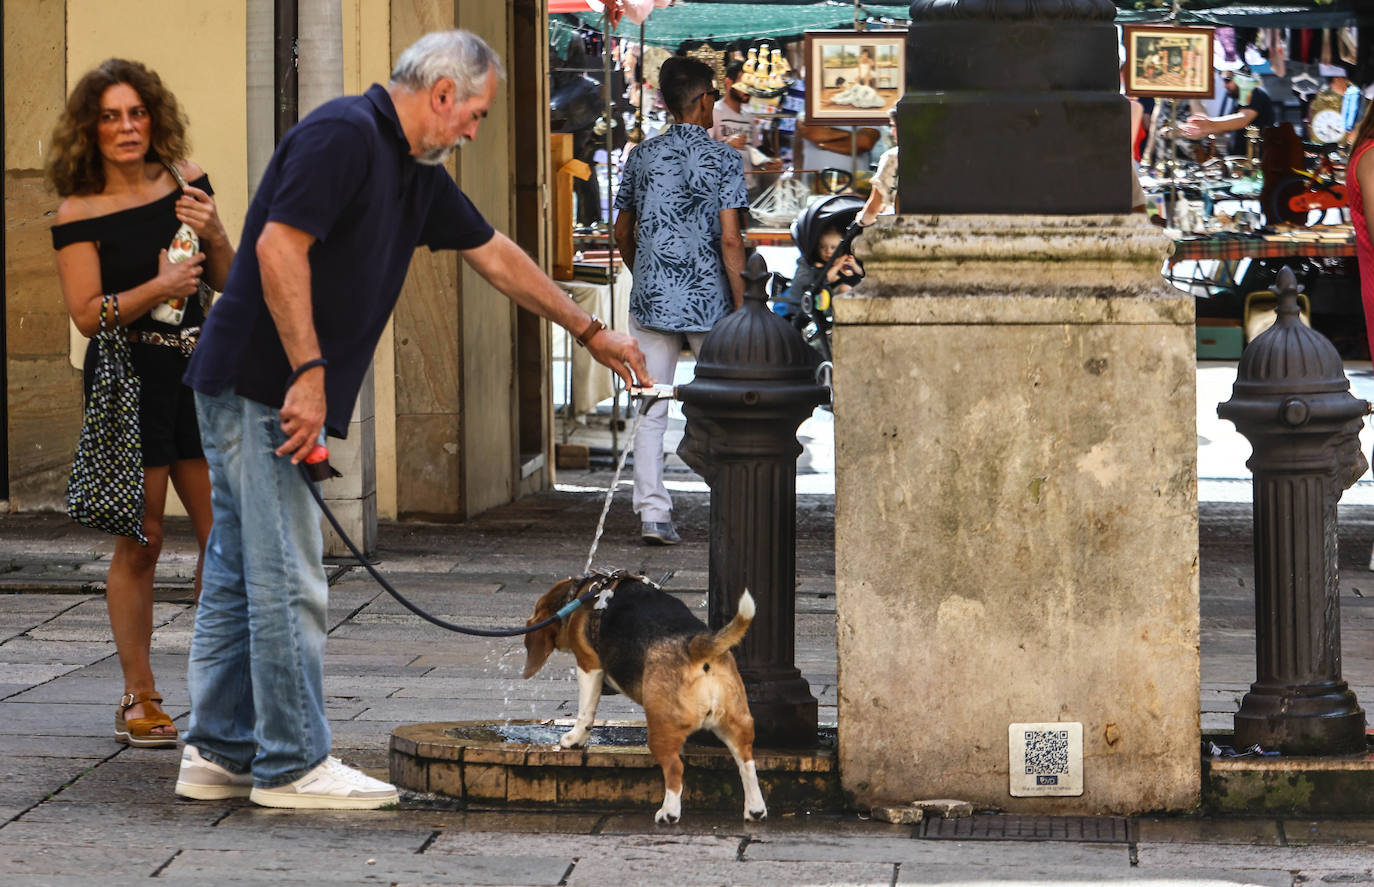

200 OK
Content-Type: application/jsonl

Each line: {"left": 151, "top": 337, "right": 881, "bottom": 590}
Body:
{"left": 629, "top": 315, "right": 707, "bottom": 523}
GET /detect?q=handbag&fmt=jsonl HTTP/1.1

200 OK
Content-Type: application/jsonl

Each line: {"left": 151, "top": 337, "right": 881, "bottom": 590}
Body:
{"left": 66, "top": 294, "right": 148, "bottom": 544}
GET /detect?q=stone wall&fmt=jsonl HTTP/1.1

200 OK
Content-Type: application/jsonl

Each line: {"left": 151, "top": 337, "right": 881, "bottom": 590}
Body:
{"left": 5, "top": 0, "right": 77, "bottom": 509}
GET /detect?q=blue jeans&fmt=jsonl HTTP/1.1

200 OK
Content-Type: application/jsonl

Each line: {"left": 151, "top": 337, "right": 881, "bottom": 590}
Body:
{"left": 184, "top": 388, "right": 330, "bottom": 788}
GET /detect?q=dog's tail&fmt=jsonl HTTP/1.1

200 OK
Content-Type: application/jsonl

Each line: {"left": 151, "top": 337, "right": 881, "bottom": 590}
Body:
{"left": 689, "top": 590, "right": 755, "bottom": 664}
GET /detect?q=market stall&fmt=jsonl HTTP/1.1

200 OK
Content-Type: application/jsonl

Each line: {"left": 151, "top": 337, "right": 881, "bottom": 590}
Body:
{"left": 1119, "top": 7, "right": 1369, "bottom": 358}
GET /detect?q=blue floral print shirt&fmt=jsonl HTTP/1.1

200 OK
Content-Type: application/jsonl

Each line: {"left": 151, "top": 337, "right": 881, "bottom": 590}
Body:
{"left": 614, "top": 123, "right": 747, "bottom": 332}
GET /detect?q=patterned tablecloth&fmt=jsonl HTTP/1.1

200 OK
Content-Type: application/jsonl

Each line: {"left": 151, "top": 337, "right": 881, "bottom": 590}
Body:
{"left": 1168, "top": 232, "right": 1356, "bottom": 264}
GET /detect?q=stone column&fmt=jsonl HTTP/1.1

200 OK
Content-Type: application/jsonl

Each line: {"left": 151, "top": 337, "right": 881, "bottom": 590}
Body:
{"left": 834, "top": 214, "right": 1199, "bottom": 813}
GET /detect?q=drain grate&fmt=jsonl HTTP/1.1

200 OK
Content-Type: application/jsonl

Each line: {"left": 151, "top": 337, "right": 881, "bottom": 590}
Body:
{"left": 920, "top": 814, "right": 1130, "bottom": 843}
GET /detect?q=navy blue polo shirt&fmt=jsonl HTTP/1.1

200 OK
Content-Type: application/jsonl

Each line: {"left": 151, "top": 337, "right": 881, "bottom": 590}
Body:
{"left": 184, "top": 84, "right": 495, "bottom": 436}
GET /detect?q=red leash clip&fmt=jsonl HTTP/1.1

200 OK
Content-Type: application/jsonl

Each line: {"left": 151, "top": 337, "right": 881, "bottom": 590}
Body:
{"left": 304, "top": 445, "right": 339, "bottom": 482}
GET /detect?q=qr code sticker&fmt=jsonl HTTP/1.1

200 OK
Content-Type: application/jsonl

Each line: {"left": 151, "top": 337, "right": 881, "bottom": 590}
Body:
{"left": 1024, "top": 729, "right": 1069, "bottom": 775}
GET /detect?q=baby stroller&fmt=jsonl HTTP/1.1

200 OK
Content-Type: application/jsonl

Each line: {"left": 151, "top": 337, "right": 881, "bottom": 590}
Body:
{"left": 770, "top": 193, "right": 867, "bottom": 364}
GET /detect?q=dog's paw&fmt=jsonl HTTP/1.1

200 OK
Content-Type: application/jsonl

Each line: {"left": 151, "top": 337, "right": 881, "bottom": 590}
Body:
{"left": 558, "top": 729, "right": 589, "bottom": 749}
{"left": 655, "top": 789, "right": 682, "bottom": 824}
{"left": 745, "top": 806, "right": 768, "bottom": 822}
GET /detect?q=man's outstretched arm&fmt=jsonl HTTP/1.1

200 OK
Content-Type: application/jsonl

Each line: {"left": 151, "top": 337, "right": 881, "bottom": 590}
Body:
{"left": 461, "top": 231, "right": 653, "bottom": 388}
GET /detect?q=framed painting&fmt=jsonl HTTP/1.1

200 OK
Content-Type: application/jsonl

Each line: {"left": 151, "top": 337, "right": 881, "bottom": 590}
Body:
{"left": 803, "top": 30, "right": 906, "bottom": 125}
{"left": 1123, "top": 25, "right": 1216, "bottom": 99}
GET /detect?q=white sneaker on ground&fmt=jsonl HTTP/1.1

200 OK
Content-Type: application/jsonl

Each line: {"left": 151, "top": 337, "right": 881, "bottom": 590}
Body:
{"left": 175, "top": 745, "right": 253, "bottom": 800}
{"left": 249, "top": 756, "right": 399, "bottom": 810}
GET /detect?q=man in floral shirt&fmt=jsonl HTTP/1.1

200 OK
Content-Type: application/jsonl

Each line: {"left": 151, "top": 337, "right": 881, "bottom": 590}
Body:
{"left": 614, "top": 56, "right": 746, "bottom": 545}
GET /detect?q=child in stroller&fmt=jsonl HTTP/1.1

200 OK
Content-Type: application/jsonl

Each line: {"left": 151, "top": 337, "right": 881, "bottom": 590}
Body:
{"left": 770, "top": 193, "right": 866, "bottom": 361}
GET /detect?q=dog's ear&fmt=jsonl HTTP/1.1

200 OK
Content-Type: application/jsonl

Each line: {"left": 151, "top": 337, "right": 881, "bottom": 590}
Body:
{"left": 524, "top": 579, "right": 573, "bottom": 679}
{"left": 523, "top": 624, "right": 556, "bottom": 679}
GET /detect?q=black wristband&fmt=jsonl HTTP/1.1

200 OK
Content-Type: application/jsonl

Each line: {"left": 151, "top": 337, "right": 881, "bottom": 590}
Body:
{"left": 285, "top": 357, "right": 328, "bottom": 393}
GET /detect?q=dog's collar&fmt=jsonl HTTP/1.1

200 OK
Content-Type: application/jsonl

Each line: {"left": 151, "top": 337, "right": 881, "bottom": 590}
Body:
{"left": 556, "top": 569, "right": 653, "bottom": 621}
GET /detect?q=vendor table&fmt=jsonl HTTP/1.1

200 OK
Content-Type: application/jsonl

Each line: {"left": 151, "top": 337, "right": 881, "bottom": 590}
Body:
{"left": 1165, "top": 229, "right": 1357, "bottom": 298}
{"left": 554, "top": 271, "right": 633, "bottom": 416}
{"left": 1168, "top": 232, "right": 1356, "bottom": 264}
{"left": 744, "top": 227, "right": 796, "bottom": 247}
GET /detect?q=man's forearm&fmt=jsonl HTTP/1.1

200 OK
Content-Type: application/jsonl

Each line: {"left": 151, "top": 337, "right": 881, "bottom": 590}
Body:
{"left": 721, "top": 235, "right": 746, "bottom": 308}
{"left": 465, "top": 232, "right": 595, "bottom": 333}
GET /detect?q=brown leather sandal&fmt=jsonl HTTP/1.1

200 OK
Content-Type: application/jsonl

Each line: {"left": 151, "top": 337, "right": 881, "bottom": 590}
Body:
{"left": 115, "top": 692, "right": 178, "bottom": 748}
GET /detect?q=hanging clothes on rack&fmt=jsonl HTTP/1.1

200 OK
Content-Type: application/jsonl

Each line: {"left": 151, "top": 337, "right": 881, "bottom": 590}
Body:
{"left": 1267, "top": 29, "right": 1287, "bottom": 78}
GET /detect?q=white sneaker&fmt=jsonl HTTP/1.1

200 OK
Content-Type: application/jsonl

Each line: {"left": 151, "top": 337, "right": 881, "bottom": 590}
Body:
{"left": 175, "top": 745, "right": 253, "bottom": 800}
{"left": 249, "top": 756, "right": 399, "bottom": 810}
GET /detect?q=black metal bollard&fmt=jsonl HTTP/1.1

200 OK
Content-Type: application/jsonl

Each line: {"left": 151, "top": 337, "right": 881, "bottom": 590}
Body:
{"left": 677, "top": 253, "right": 829, "bottom": 748}
{"left": 1217, "top": 266, "right": 1369, "bottom": 755}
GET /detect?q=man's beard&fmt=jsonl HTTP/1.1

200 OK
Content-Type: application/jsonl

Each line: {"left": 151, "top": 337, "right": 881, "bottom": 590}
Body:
{"left": 417, "top": 136, "right": 468, "bottom": 166}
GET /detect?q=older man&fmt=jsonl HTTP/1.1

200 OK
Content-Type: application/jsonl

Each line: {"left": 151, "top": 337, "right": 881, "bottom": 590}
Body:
{"left": 615, "top": 56, "right": 747, "bottom": 545}
{"left": 177, "top": 30, "right": 650, "bottom": 809}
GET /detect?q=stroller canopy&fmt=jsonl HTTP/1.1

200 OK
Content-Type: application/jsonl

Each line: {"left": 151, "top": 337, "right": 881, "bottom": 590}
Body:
{"left": 791, "top": 194, "right": 866, "bottom": 265}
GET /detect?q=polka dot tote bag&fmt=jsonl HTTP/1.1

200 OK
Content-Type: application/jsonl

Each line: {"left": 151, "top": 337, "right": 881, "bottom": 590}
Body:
{"left": 66, "top": 294, "right": 148, "bottom": 544}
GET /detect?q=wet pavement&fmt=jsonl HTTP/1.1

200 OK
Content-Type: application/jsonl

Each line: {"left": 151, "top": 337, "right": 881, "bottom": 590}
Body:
{"left": 3, "top": 451, "right": 1374, "bottom": 883}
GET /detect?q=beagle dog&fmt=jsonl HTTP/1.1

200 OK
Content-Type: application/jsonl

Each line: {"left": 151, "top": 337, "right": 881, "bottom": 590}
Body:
{"left": 523, "top": 572, "right": 766, "bottom": 824}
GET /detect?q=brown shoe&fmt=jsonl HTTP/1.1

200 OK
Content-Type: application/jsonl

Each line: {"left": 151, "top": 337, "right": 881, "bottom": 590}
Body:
{"left": 115, "top": 691, "right": 178, "bottom": 748}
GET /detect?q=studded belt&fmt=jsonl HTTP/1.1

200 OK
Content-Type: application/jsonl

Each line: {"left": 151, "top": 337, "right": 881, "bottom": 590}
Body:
{"left": 128, "top": 326, "right": 200, "bottom": 356}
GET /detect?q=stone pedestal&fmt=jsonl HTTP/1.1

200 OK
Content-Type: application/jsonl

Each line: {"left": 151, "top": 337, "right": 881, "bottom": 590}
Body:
{"left": 834, "top": 214, "right": 1199, "bottom": 814}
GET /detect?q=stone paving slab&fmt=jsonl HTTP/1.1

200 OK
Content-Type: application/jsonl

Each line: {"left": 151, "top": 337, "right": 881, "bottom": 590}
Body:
{"left": 0, "top": 844, "right": 175, "bottom": 878}
{"left": 17, "top": 797, "right": 234, "bottom": 827}
{"left": 0, "top": 662, "right": 83, "bottom": 687}
{"left": 0, "top": 735, "right": 122, "bottom": 758}
{"left": 0, "top": 701, "right": 140, "bottom": 737}
{"left": 428, "top": 830, "right": 741, "bottom": 859}
{"left": 223, "top": 807, "right": 604, "bottom": 833}
{"left": 49, "top": 649, "right": 180, "bottom": 677}
{"left": 1281, "top": 819, "right": 1374, "bottom": 844}
{"left": 345, "top": 584, "right": 509, "bottom": 615}
{"left": 41, "top": 758, "right": 187, "bottom": 804}
{"left": 1135, "top": 840, "right": 1374, "bottom": 870}
{"left": 160, "top": 847, "right": 573, "bottom": 885}
{"left": 7, "top": 817, "right": 433, "bottom": 852}
{"left": 563, "top": 857, "right": 894, "bottom": 887}
{"left": 0, "top": 638, "right": 114, "bottom": 666}
{"left": 896, "top": 867, "right": 1293, "bottom": 886}
{"left": 5, "top": 676, "right": 187, "bottom": 705}
{"left": 745, "top": 834, "right": 1133, "bottom": 868}
{"left": 1135, "top": 816, "right": 1283, "bottom": 845}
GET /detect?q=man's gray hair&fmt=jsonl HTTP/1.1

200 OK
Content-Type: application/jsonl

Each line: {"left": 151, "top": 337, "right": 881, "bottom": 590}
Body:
{"left": 390, "top": 30, "right": 506, "bottom": 98}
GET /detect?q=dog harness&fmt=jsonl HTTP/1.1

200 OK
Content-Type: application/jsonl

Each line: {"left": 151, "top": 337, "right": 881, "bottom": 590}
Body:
{"left": 558, "top": 569, "right": 657, "bottom": 650}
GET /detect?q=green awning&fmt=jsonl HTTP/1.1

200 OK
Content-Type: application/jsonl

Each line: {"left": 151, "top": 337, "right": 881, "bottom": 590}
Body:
{"left": 564, "top": 2, "right": 1361, "bottom": 48}
{"left": 566, "top": 3, "right": 913, "bottom": 49}
{"left": 1114, "top": 1, "right": 1362, "bottom": 27}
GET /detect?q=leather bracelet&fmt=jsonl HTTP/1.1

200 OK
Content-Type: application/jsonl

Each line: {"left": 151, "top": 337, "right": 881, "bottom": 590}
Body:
{"left": 575, "top": 314, "right": 605, "bottom": 348}
{"left": 285, "top": 357, "right": 327, "bottom": 392}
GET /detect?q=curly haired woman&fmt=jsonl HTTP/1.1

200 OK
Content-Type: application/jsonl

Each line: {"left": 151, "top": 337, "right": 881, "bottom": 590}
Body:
{"left": 47, "top": 59, "right": 233, "bottom": 748}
